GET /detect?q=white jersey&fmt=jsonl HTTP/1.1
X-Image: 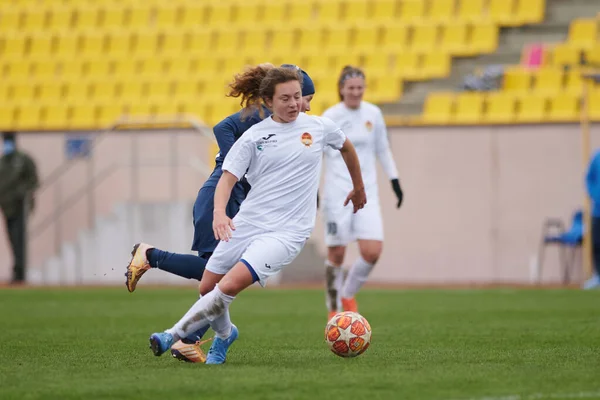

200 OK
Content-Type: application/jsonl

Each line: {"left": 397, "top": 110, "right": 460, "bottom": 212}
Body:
{"left": 223, "top": 112, "right": 346, "bottom": 239}
{"left": 322, "top": 101, "right": 398, "bottom": 203}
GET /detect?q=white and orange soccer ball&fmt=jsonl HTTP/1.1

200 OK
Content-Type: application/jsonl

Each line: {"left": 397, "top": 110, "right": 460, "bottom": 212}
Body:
{"left": 325, "top": 311, "right": 372, "bottom": 358}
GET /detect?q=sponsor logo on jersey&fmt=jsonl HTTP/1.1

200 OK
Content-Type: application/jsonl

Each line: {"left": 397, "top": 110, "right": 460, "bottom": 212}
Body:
{"left": 257, "top": 134, "right": 278, "bottom": 151}
{"left": 365, "top": 121, "right": 373, "bottom": 132}
{"left": 261, "top": 134, "right": 276, "bottom": 140}
{"left": 301, "top": 132, "right": 313, "bottom": 147}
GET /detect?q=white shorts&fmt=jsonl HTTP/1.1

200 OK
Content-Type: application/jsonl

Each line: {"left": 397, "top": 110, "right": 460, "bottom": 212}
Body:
{"left": 206, "top": 219, "right": 306, "bottom": 287}
{"left": 323, "top": 197, "right": 384, "bottom": 247}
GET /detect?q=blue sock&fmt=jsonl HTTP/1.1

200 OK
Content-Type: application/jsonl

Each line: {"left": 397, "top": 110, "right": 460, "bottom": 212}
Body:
{"left": 182, "top": 324, "right": 211, "bottom": 344}
{"left": 146, "top": 249, "right": 207, "bottom": 280}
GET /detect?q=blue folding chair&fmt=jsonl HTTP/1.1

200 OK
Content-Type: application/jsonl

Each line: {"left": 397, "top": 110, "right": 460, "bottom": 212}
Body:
{"left": 538, "top": 210, "right": 583, "bottom": 284}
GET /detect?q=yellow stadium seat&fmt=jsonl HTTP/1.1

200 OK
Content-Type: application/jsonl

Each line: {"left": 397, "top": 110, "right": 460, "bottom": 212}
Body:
{"left": 73, "top": 7, "right": 101, "bottom": 30}
{"left": 304, "top": 54, "right": 331, "bottom": 76}
{"left": 5, "top": 60, "right": 32, "bottom": 80}
{"left": 568, "top": 18, "right": 598, "bottom": 49}
{"left": 590, "top": 90, "right": 600, "bottom": 121}
{"left": 233, "top": 3, "right": 261, "bottom": 27}
{"left": 381, "top": 24, "right": 408, "bottom": 51}
{"left": 105, "top": 31, "right": 133, "bottom": 56}
{"left": 514, "top": 0, "right": 545, "bottom": 25}
{"left": 28, "top": 34, "right": 54, "bottom": 58}
{"left": 80, "top": 32, "right": 106, "bottom": 57}
{"left": 206, "top": 4, "right": 234, "bottom": 27}
{"left": 46, "top": 6, "right": 74, "bottom": 31}
{"left": 173, "top": 79, "right": 201, "bottom": 100}
{"left": 483, "top": 92, "right": 516, "bottom": 123}
{"left": 188, "top": 29, "right": 213, "bottom": 54}
{"left": 37, "top": 81, "right": 63, "bottom": 103}
{"left": 428, "top": 0, "right": 455, "bottom": 23}
{"left": 126, "top": 102, "right": 152, "bottom": 118}
{"left": 516, "top": 95, "right": 548, "bottom": 122}
{"left": 119, "top": 81, "right": 146, "bottom": 100}
{"left": 440, "top": 22, "right": 469, "bottom": 56}
{"left": 316, "top": 1, "right": 342, "bottom": 25}
{"left": 59, "top": 59, "right": 85, "bottom": 78}
{"left": 411, "top": 24, "right": 439, "bottom": 52}
{"left": 369, "top": 75, "right": 402, "bottom": 103}
{"left": 90, "top": 80, "right": 118, "bottom": 101}
{"left": 126, "top": 5, "right": 151, "bottom": 28}
{"left": 297, "top": 29, "right": 321, "bottom": 55}
{"left": 180, "top": 5, "right": 206, "bottom": 29}
{"left": 113, "top": 59, "right": 139, "bottom": 77}
{"left": 15, "top": 105, "right": 43, "bottom": 130}
{"left": 10, "top": 83, "right": 36, "bottom": 103}
{"left": 32, "top": 60, "right": 58, "bottom": 79}
{"left": 243, "top": 29, "right": 268, "bottom": 54}
{"left": 362, "top": 52, "right": 392, "bottom": 77}
{"left": 289, "top": 3, "right": 314, "bottom": 26}
{"left": 564, "top": 70, "right": 584, "bottom": 94}
{"left": 326, "top": 26, "right": 352, "bottom": 52}
{"left": 2, "top": 35, "right": 28, "bottom": 59}
{"left": 132, "top": 31, "right": 160, "bottom": 56}
{"left": 97, "top": 103, "right": 124, "bottom": 126}
{"left": 331, "top": 54, "right": 361, "bottom": 71}
{"left": 399, "top": 0, "right": 425, "bottom": 22}
{"left": 153, "top": 100, "right": 180, "bottom": 117}
{"left": 270, "top": 30, "right": 296, "bottom": 54}
{"left": 453, "top": 92, "right": 484, "bottom": 123}
{"left": 0, "top": 9, "right": 21, "bottom": 32}
{"left": 533, "top": 68, "right": 564, "bottom": 94}
{"left": 0, "top": 106, "right": 17, "bottom": 130}
{"left": 147, "top": 80, "right": 172, "bottom": 100}
{"left": 138, "top": 58, "right": 164, "bottom": 77}
{"left": 203, "top": 78, "right": 230, "bottom": 98}
{"left": 100, "top": 6, "right": 126, "bottom": 29}
{"left": 163, "top": 57, "right": 192, "bottom": 80}
{"left": 585, "top": 44, "right": 600, "bottom": 66}
{"left": 421, "top": 52, "right": 451, "bottom": 79}
{"left": 548, "top": 93, "right": 579, "bottom": 122}
{"left": 372, "top": 0, "right": 398, "bottom": 23}
{"left": 64, "top": 81, "right": 91, "bottom": 103}
{"left": 394, "top": 52, "right": 420, "bottom": 79}
{"left": 222, "top": 56, "right": 247, "bottom": 76}
{"left": 212, "top": 30, "right": 240, "bottom": 56}
{"left": 42, "top": 104, "right": 69, "bottom": 130}
{"left": 21, "top": 8, "right": 47, "bottom": 31}
{"left": 196, "top": 58, "right": 220, "bottom": 76}
{"left": 83, "top": 59, "right": 112, "bottom": 78}
{"left": 344, "top": 0, "right": 368, "bottom": 24}
{"left": 551, "top": 43, "right": 581, "bottom": 66}
{"left": 422, "top": 92, "right": 454, "bottom": 124}
{"left": 69, "top": 105, "right": 97, "bottom": 129}
{"left": 353, "top": 25, "right": 381, "bottom": 52}
{"left": 155, "top": 5, "right": 179, "bottom": 28}
{"left": 457, "top": 0, "right": 485, "bottom": 22}
{"left": 470, "top": 23, "right": 498, "bottom": 54}
{"left": 489, "top": 0, "right": 515, "bottom": 26}
{"left": 503, "top": 67, "right": 531, "bottom": 92}
{"left": 160, "top": 31, "right": 186, "bottom": 55}
{"left": 55, "top": 33, "right": 79, "bottom": 57}
{"left": 262, "top": 2, "right": 287, "bottom": 26}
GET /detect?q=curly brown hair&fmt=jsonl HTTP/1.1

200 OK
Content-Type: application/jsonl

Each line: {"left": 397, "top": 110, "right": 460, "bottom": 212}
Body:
{"left": 259, "top": 67, "right": 303, "bottom": 102}
{"left": 227, "top": 63, "right": 275, "bottom": 119}
{"left": 337, "top": 65, "right": 366, "bottom": 101}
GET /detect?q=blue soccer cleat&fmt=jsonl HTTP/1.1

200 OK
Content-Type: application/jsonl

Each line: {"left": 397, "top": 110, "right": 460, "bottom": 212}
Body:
{"left": 205, "top": 325, "right": 238, "bottom": 365}
{"left": 149, "top": 332, "right": 174, "bottom": 357}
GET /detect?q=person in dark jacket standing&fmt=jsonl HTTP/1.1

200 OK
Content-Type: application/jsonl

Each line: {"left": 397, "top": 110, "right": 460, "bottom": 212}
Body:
{"left": 0, "top": 132, "right": 39, "bottom": 284}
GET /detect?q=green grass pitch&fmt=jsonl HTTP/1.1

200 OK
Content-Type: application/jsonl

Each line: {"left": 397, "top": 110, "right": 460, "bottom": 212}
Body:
{"left": 0, "top": 287, "right": 598, "bottom": 400}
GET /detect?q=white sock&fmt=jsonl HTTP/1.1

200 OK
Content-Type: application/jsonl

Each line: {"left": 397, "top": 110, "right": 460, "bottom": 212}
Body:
{"left": 341, "top": 257, "right": 374, "bottom": 299}
{"left": 167, "top": 285, "right": 232, "bottom": 339}
{"left": 325, "top": 261, "right": 343, "bottom": 311}
{"left": 210, "top": 285, "right": 235, "bottom": 339}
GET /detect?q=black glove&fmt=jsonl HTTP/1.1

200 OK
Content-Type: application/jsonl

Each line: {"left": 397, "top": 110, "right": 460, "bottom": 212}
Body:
{"left": 391, "top": 178, "right": 403, "bottom": 209}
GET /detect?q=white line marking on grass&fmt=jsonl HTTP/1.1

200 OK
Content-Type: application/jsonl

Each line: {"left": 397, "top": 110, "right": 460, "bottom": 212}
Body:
{"left": 447, "top": 391, "right": 600, "bottom": 400}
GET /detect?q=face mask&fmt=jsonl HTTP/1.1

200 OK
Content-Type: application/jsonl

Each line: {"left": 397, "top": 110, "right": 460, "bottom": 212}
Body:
{"left": 3, "top": 140, "right": 15, "bottom": 155}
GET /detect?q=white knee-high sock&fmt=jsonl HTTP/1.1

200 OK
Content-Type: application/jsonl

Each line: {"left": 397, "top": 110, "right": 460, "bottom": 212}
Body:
{"left": 325, "top": 260, "right": 343, "bottom": 312}
{"left": 166, "top": 285, "right": 232, "bottom": 339}
{"left": 341, "top": 257, "right": 374, "bottom": 299}
{"left": 210, "top": 286, "right": 235, "bottom": 339}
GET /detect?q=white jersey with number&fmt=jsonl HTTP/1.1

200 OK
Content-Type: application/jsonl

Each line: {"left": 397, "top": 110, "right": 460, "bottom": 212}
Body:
{"left": 321, "top": 101, "right": 398, "bottom": 245}
{"left": 223, "top": 112, "right": 347, "bottom": 239}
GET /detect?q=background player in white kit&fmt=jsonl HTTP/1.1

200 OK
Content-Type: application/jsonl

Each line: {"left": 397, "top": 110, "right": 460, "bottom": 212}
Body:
{"left": 148, "top": 66, "right": 366, "bottom": 364}
{"left": 322, "top": 66, "right": 404, "bottom": 320}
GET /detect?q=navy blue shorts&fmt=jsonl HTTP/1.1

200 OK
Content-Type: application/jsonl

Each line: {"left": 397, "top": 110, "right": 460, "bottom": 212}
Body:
{"left": 191, "top": 184, "right": 246, "bottom": 255}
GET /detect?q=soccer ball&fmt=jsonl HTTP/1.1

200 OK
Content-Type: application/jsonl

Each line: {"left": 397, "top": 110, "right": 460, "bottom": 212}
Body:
{"left": 325, "top": 311, "right": 372, "bottom": 357}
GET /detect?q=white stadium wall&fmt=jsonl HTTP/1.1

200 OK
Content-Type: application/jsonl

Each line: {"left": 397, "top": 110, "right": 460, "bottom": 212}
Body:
{"left": 0, "top": 124, "right": 598, "bottom": 285}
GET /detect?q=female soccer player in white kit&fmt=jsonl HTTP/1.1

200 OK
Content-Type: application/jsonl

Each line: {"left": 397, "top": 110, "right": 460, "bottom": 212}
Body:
{"left": 322, "top": 66, "right": 404, "bottom": 320}
{"left": 148, "top": 66, "right": 366, "bottom": 364}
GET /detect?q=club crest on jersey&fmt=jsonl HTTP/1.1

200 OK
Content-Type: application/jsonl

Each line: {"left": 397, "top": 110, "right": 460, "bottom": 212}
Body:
{"left": 301, "top": 132, "right": 313, "bottom": 147}
{"left": 365, "top": 121, "right": 373, "bottom": 132}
